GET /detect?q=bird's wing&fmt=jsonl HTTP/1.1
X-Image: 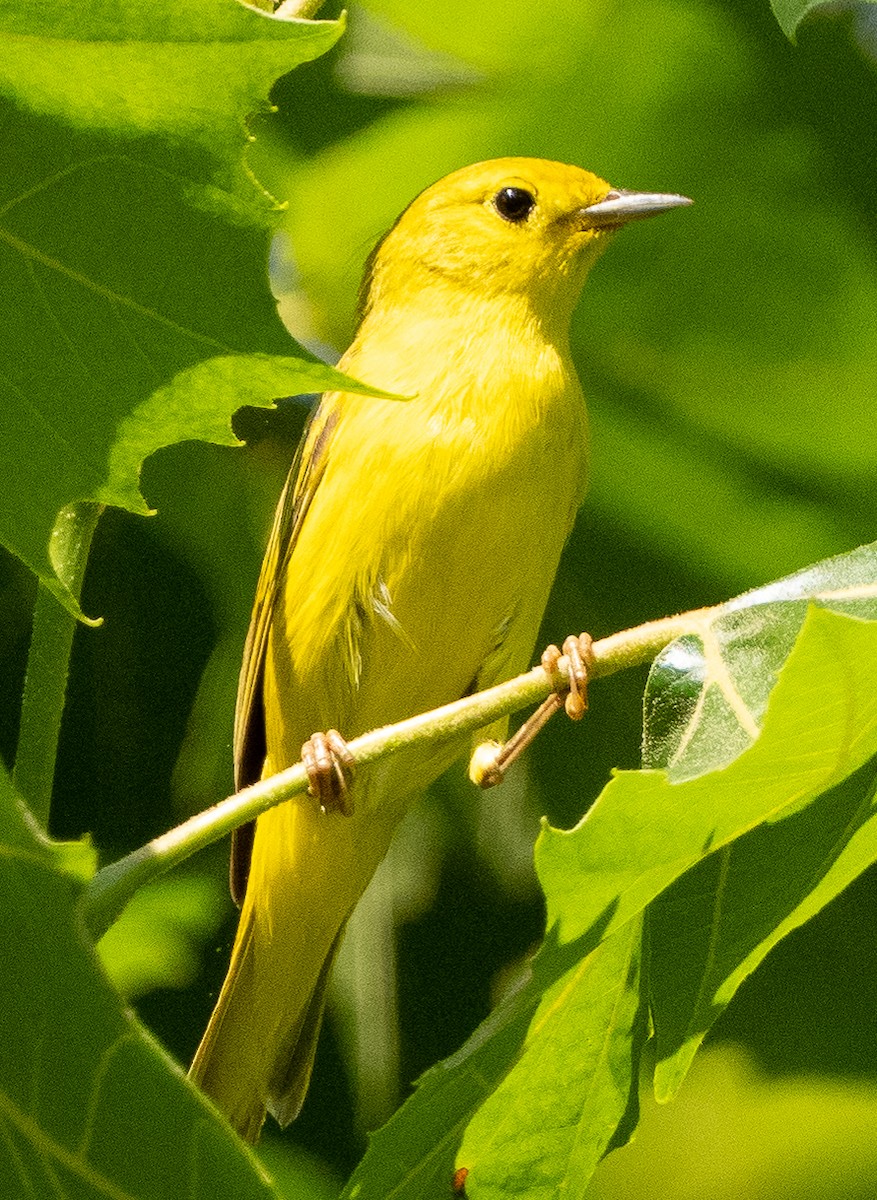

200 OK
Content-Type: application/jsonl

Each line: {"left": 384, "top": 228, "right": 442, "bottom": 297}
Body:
{"left": 230, "top": 399, "right": 341, "bottom": 905}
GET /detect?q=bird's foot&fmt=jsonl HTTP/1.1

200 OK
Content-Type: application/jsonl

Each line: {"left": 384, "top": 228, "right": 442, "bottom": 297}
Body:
{"left": 470, "top": 633, "right": 594, "bottom": 789}
{"left": 302, "top": 729, "right": 356, "bottom": 815}
{"left": 553, "top": 631, "right": 594, "bottom": 721}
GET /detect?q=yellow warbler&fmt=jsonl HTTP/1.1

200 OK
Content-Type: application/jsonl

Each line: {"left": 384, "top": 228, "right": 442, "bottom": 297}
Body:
{"left": 189, "top": 158, "right": 690, "bottom": 1141}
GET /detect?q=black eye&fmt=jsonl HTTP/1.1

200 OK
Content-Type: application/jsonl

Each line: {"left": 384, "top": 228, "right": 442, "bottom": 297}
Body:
{"left": 494, "top": 186, "right": 535, "bottom": 223}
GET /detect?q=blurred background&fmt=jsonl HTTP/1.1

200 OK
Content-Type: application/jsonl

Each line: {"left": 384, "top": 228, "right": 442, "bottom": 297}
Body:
{"left": 3, "top": 0, "right": 877, "bottom": 1193}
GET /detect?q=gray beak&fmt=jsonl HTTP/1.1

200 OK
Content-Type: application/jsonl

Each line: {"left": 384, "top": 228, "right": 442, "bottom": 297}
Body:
{"left": 583, "top": 189, "right": 693, "bottom": 228}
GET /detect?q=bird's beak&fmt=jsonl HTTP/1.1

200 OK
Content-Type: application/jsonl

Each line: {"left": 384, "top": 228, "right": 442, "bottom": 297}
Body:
{"left": 581, "top": 189, "right": 693, "bottom": 228}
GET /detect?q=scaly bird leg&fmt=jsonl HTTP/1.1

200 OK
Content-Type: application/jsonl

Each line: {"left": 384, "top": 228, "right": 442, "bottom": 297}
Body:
{"left": 301, "top": 729, "right": 356, "bottom": 815}
{"left": 470, "top": 633, "right": 595, "bottom": 789}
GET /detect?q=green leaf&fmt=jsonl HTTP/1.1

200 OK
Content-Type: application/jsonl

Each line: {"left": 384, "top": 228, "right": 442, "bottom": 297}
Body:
{"left": 257, "top": 1136, "right": 342, "bottom": 1200}
{"left": 345, "top": 922, "right": 646, "bottom": 1200}
{"left": 0, "top": 0, "right": 345, "bottom": 190}
{"left": 458, "top": 919, "right": 647, "bottom": 1200}
{"left": 643, "top": 542, "right": 877, "bottom": 781}
{"left": 589, "top": 1046, "right": 877, "bottom": 1199}
{"left": 342, "top": 992, "right": 528, "bottom": 1198}
{"left": 0, "top": 763, "right": 277, "bottom": 1199}
{"left": 99, "top": 354, "right": 392, "bottom": 521}
{"left": 768, "top": 0, "right": 815, "bottom": 41}
{"left": 649, "top": 758, "right": 877, "bottom": 1101}
{"left": 539, "top": 608, "right": 877, "bottom": 949}
{"left": 344, "top": 605, "right": 877, "bottom": 1198}
{"left": 641, "top": 550, "right": 877, "bottom": 1100}
{"left": 0, "top": 766, "right": 96, "bottom": 880}
{"left": 0, "top": 0, "right": 388, "bottom": 616}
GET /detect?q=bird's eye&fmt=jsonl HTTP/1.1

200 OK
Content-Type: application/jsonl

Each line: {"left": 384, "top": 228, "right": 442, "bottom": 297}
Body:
{"left": 493, "top": 186, "right": 535, "bottom": 223}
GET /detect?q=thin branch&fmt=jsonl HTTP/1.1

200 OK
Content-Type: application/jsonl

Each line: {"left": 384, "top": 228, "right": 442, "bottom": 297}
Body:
{"left": 82, "top": 606, "right": 715, "bottom": 939}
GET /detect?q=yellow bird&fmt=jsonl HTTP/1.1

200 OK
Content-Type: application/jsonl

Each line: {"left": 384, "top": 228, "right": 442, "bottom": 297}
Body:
{"left": 189, "top": 158, "right": 690, "bottom": 1141}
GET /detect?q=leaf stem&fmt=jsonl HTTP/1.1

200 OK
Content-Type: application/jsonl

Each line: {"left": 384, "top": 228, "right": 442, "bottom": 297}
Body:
{"left": 13, "top": 503, "right": 103, "bottom": 828}
{"left": 82, "top": 605, "right": 714, "bottom": 939}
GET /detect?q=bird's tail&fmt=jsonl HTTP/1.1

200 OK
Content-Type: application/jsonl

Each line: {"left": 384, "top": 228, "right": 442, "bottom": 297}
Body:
{"left": 189, "top": 902, "right": 267, "bottom": 1142}
{"left": 189, "top": 899, "right": 343, "bottom": 1143}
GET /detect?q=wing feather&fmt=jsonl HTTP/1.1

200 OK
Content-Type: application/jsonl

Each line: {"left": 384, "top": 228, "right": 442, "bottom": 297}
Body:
{"left": 229, "top": 400, "right": 341, "bottom": 904}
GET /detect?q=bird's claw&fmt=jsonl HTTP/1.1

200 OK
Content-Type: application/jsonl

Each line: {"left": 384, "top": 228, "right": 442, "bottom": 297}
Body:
{"left": 302, "top": 729, "right": 355, "bottom": 815}
{"left": 556, "top": 632, "right": 594, "bottom": 720}
{"left": 470, "top": 632, "right": 595, "bottom": 789}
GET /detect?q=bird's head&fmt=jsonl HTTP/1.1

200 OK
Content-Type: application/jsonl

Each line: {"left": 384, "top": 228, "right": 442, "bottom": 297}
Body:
{"left": 362, "top": 157, "right": 691, "bottom": 324}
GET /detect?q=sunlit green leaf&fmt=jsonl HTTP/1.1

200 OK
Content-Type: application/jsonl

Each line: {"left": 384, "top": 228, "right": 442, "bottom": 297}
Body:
{"left": 0, "top": 0, "right": 345, "bottom": 188}
{"left": 458, "top": 921, "right": 646, "bottom": 1200}
{"left": 643, "top": 542, "right": 877, "bottom": 780}
{"left": 0, "top": 0, "right": 380, "bottom": 616}
{"left": 641, "top": 552, "right": 877, "bottom": 1100}
{"left": 342, "top": 608, "right": 877, "bottom": 1198}
{"left": 0, "top": 767, "right": 96, "bottom": 881}
{"left": 650, "top": 758, "right": 877, "bottom": 1100}
{"left": 540, "top": 609, "right": 877, "bottom": 946}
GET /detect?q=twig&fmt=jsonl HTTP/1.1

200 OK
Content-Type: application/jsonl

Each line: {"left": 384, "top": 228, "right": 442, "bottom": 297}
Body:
{"left": 82, "top": 606, "right": 714, "bottom": 939}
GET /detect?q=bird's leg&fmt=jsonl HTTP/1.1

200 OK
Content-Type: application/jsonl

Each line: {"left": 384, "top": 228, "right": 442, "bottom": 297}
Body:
{"left": 470, "top": 633, "right": 594, "bottom": 789}
{"left": 301, "top": 729, "right": 356, "bottom": 815}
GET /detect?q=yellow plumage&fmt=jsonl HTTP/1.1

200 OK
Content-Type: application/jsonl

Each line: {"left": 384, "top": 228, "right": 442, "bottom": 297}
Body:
{"left": 189, "top": 158, "right": 689, "bottom": 1140}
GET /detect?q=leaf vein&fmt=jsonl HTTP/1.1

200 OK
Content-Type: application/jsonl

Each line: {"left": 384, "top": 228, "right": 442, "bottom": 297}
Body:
{"left": 0, "top": 1087, "right": 140, "bottom": 1200}
{"left": 0, "top": 223, "right": 234, "bottom": 354}
{"left": 699, "top": 622, "right": 760, "bottom": 740}
{"left": 0, "top": 1109, "right": 39, "bottom": 1198}
{"left": 78, "top": 1031, "right": 137, "bottom": 1162}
